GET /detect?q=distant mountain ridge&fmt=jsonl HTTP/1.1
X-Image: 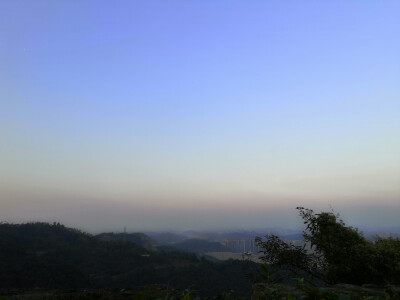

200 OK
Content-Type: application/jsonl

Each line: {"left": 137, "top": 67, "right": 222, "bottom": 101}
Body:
{"left": 146, "top": 232, "right": 186, "bottom": 244}
{"left": 95, "top": 232, "right": 157, "bottom": 250}
{"left": 147, "top": 229, "right": 304, "bottom": 245}
{"left": 158, "top": 238, "right": 228, "bottom": 255}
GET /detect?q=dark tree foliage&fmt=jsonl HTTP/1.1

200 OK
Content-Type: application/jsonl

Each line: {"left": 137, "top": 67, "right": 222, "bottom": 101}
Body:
{"left": 254, "top": 234, "right": 325, "bottom": 282}
{"left": 0, "top": 222, "right": 255, "bottom": 298}
{"left": 255, "top": 207, "right": 400, "bottom": 285}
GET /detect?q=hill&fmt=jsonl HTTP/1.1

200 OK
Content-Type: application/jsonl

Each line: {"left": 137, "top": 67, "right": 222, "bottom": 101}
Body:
{"left": 146, "top": 232, "right": 187, "bottom": 244}
{"left": 166, "top": 238, "right": 228, "bottom": 255}
{"left": 95, "top": 232, "right": 157, "bottom": 250}
{"left": 0, "top": 222, "right": 254, "bottom": 298}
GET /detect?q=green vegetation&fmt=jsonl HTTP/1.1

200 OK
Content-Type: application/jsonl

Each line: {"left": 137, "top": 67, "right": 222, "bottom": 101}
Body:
{"left": 1, "top": 207, "right": 400, "bottom": 299}
{"left": 253, "top": 207, "right": 400, "bottom": 299}
{"left": 255, "top": 207, "right": 400, "bottom": 285}
{"left": 0, "top": 222, "right": 253, "bottom": 298}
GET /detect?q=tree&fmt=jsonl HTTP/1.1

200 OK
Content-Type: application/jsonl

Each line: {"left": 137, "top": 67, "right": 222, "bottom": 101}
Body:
{"left": 255, "top": 207, "right": 400, "bottom": 285}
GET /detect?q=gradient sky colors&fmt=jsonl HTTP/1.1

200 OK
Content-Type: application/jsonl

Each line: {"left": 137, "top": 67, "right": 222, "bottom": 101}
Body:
{"left": 1, "top": 1, "right": 399, "bottom": 231}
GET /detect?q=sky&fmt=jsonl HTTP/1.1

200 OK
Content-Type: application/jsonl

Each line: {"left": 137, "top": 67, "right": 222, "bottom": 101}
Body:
{"left": 1, "top": 0, "right": 399, "bottom": 232}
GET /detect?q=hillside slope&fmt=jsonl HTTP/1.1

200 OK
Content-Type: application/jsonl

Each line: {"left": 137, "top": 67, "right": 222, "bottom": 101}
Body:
{"left": 95, "top": 232, "right": 157, "bottom": 250}
{"left": 0, "top": 222, "right": 254, "bottom": 297}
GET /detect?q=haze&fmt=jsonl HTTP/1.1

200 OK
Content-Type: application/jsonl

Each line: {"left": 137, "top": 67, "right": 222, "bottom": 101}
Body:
{"left": 1, "top": 1, "right": 399, "bottom": 232}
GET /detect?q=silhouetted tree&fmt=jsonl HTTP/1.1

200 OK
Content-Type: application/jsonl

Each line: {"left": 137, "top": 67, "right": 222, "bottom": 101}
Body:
{"left": 256, "top": 207, "right": 400, "bottom": 285}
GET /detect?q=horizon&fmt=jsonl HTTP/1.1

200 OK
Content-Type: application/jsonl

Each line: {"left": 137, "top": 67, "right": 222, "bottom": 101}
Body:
{"left": 2, "top": 218, "right": 400, "bottom": 237}
{"left": 1, "top": 1, "right": 399, "bottom": 231}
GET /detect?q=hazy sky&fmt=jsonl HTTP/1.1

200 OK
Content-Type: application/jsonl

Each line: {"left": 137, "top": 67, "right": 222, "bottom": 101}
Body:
{"left": 1, "top": 1, "right": 399, "bottom": 232}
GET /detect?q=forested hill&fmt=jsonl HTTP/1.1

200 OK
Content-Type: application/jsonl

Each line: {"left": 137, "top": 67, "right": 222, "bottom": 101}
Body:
{"left": 0, "top": 222, "right": 94, "bottom": 249}
{"left": 0, "top": 222, "right": 254, "bottom": 298}
{"left": 159, "top": 238, "right": 229, "bottom": 254}
{"left": 95, "top": 232, "right": 157, "bottom": 250}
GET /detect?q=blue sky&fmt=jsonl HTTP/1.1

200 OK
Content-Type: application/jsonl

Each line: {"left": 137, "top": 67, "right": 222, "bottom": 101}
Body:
{"left": 1, "top": 1, "right": 399, "bottom": 231}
